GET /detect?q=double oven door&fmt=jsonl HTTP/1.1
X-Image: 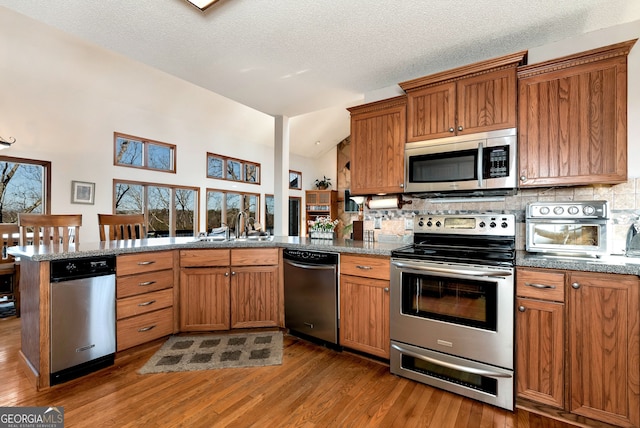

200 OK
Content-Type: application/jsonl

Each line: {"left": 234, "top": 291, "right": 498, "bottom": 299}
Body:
{"left": 390, "top": 258, "right": 515, "bottom": 410}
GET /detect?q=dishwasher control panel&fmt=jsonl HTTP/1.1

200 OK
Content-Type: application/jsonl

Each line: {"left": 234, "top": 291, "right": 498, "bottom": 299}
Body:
{"left": 50, "top": 256, "right": 116, "bottom": 282}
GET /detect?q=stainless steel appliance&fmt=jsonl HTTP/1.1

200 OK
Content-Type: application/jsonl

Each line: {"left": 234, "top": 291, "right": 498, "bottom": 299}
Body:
{"left": 283, "top": 249, "right": 339, "bottom": 345}
{"left": 526, "top": 201, "right": 609, "bottom": 257}
{"left": 50, "top": 256, "right": 116, "bottom": 385}
{"left": 404, "top": 128, "right": 517, "bottom": 196}
{"left": 390, "top": 213, "right": 516, "bottom": 410}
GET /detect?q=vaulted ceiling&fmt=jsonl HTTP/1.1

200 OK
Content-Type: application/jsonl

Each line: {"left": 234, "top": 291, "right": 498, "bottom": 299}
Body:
{"left": 1, "top": 0, "right": 639, "bottom": 156}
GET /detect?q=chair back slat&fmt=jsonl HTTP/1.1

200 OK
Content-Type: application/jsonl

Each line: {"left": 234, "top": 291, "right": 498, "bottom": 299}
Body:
{"left": 0, "top": 223, "right": 19, "bottom": 264}
{"left": 98, "top": 214, "right": 146, "bottom": 241}
{"left": 18, "top": 213, "right": 82, "bottom": 246}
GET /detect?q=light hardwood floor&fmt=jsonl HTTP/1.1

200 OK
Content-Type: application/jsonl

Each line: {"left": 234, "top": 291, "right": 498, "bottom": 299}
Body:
{"left": 0, "top": 317, "right": 607, "bottom": 427}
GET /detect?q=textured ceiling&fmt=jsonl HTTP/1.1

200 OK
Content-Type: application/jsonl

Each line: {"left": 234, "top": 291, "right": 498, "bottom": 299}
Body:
{"left": 1, "top": 0, "right": 639, "bottom": 156}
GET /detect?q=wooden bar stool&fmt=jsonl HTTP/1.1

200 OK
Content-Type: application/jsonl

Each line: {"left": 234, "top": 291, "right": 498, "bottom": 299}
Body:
{"left": 0, "top": 223, "right": 20, "bottom": 317}
{"left": 98, "top": 214, "right": 146, "bottom": 241}
{"left": 18, "top": 213, "right": 82, "bottom": 246}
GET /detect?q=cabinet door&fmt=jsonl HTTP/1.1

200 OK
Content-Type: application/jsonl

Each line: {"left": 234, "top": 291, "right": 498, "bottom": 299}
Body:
{"left": 516, "top": 297, "right": 564, "bottom": 408}
{"left": 457, "top": 67, "right": 517, "bottom": 136}
{"left": 406, "top": 82, "right": 456, "bottom": 141}
{"left": 568, "top": 272, "right": 639, "bottom": 427}
{"left": 180, "top": 267, "right": 230, "bottom": 331}
{"left": 339, "top": 274, "right": 390, "bottom": 359}
{"left": 231, "top": 265, "right": 279, "bottom": 329}
{"left": 518, "top": 55, "right": 628, "bottom": 187}
{"left": 349, "top": 97, "right": 406, "bottom": 195}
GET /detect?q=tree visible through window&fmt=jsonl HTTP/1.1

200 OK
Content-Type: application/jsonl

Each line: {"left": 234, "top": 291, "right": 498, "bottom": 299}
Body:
{"left": 0, "top": 156, "right": 50, "bottom": 222}
{"left": 207, "top": 153, "right": 261, "bottom": 184}
{"left": 206, "top": 189, "right": 259, "bottom": 234}
{"left": 114, "top": 132, "right": 176, "bottom": 173}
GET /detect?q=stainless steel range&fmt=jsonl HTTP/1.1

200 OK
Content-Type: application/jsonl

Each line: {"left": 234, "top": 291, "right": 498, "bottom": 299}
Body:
{"left": 390, "top": 213, "right": 516, "bottom": 410}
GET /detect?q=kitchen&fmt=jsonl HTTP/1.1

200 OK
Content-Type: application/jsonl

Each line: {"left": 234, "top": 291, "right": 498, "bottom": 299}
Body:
{"left": 1, "top": 2, "right": 640, "bottom": 427}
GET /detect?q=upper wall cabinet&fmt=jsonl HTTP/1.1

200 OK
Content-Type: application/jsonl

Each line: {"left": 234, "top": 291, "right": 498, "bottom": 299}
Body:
{"left": 347, "top": 96, "right": 407, "bottom": 195}
{"left": 517, "top": 40, "right": 637, "bottom": 187}
{"left": 399, "top": 51, "right": 527, "bottom": 142}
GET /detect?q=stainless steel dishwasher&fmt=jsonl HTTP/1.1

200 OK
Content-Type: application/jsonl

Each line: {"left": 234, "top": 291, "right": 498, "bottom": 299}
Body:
{"left": 50, "top": 255, "right": 116, "bottom": 385}
{"left": 283, "top": 249, "right": 339, "bottom": 345}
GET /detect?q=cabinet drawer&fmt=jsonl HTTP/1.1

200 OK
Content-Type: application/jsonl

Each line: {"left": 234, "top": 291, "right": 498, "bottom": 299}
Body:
{"left": 340, "top": 254, "right": 390, "bottom": 280}
{"left": 117, "top": 288, "right": 173, "bottom": 320}
{"left": 180, "top": 249, "right": 230, "bottom": 267}
{"left": 117, "top": 307, "right": 173, "bottom": 351}
{"left": 517, "top": 268, "right": 565, "bottom": 302}
{"left": 117, "top": 269, "right": 173, "bottom": 298}
{"left": 231, "top": 248, "right": 278, "bottom": 265}
{"left": 117, "top": 251, "right": 174, "bottom": 277}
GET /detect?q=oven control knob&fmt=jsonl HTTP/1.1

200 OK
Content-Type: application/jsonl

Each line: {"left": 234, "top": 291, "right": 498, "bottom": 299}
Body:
{"left": 583, "top": 205, "right": 596, "bottom": 216}
{"left": 539, "top": 206, "right": 550, "bottom": 215}
{"left": 501, "top": 221, "right": 509, "bottom": 228}
{"left": 489, "top": 221, "right": 497, "bottom": 228}
{"left": 425, "top": 220, "right": 431, "bottom": 227}
{"left": 479, "top": 221, "right": 486, "bottom": 228}
{"left": 418, "top": 220, "right": 424, "bottom": 227}
{"left": 553, "top": 206, "right": 564, "bottom": 215}
{"left": 435, "top": 221, "right": 441, "bottom": 227}
{"left": 568, "top": 206, "right": 579, "bottom": 215}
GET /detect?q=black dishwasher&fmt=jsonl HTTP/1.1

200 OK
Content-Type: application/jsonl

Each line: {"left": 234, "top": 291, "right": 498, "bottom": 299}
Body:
{"left": 283, "top": 249, "right": 339, "bottom": 346}
{"left": 50, "top": 256, "right": 116, "bottom": 385}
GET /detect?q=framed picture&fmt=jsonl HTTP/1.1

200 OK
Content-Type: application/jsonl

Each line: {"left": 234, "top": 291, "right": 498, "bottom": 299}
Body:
{"left": 71, "top": 180, "right": 95, "bottom": 205}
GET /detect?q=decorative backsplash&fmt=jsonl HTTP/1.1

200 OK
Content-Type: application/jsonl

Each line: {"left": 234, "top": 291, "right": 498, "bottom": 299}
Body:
{"left": 351, "top": 179, "right": 640, "bottom": 255}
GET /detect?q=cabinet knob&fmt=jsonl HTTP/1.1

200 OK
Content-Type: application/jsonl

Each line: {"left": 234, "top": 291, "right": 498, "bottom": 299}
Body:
{"left": 225, "top": 272, "right": 229, "bottom": 277}
{"left": 457, "top": 125, "right": 463, "bottom": 132}
{"left": 231, "top": 271, "right": 236, "bottom": 276}
{"left": 519, "top": 175, "right": 527, "bottom": 182}
{"left": 571, "top": 282, "right": 580, "bottom": 289}
{"left": 399, "top": 183, "right": 404, "bottom": 188}
{"left": 384, "top": 287, "right": 389, "bottom": 292}
{"left": 448, "top": 127, "right": 455, "bottom": 133}
{"left": 518, "top": 306, "right": 526, "bottom": 312}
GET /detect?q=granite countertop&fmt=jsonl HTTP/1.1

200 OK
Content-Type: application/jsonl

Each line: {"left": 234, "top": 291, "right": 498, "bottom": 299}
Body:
{"left": 7, "top": 236, "right": 409, "bottom": 261}
{"left": 517, "top": 251, "right": 640, "bottom": 276}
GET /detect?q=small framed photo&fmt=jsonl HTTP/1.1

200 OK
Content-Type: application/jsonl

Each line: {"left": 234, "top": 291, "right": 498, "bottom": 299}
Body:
{"left": 71, "top": 180, "right": 95, "bottom": 205}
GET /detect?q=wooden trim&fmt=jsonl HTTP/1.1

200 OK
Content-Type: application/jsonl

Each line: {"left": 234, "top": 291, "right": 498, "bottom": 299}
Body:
{"left": 517, "top": 39, "right": 637, "bottom": 78}
{"left": 346, "top": 95, "right": 407, "bottom": 114}
{"left": 399, "top": 50, "right": 527, "bottom": 91}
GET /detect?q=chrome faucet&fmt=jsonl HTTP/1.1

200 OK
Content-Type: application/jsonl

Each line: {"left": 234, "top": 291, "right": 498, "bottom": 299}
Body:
{"left": 235, "top": 211, "right": 247, "bottom": 239}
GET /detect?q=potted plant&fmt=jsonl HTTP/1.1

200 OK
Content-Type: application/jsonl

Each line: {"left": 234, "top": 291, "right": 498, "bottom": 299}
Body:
{"left": 314, "top": 176, "right": 332, "bottom": 190}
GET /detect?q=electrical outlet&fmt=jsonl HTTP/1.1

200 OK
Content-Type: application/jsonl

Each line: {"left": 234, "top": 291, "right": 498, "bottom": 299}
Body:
{"left": 405, "top": 218, "right": 413, "bottom": 230}
{"left": 374, "top": 217, "right": 382, "bottom": 229}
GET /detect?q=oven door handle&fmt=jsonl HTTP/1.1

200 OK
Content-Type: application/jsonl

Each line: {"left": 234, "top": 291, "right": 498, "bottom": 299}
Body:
{"left": 391, "top": 261, "right": 512, "bottom": 278}
{"left": 391, "top": 344, "right": 513, "bottom": 379}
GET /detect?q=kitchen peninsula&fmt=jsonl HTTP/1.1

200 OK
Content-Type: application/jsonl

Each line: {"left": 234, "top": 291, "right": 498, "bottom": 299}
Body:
{"left": 8, "top": 236, "right": 405, "bottom": 391}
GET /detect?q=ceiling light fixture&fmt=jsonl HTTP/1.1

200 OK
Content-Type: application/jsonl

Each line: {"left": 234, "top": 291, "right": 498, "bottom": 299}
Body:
{"left": 0, "top": 136, "right": 15, "bottom": 150}
{"left": 185, "top": 0, "right": 222, "bottom": 11}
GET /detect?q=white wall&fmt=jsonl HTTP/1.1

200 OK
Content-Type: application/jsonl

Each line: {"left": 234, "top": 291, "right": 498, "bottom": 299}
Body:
{"left": 0, "top": 7, "right": 338, "bottom": 240}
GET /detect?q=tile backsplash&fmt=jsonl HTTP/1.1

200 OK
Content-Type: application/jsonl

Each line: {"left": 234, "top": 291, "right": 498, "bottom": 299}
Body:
{"left": 353, "top": 179, "right": 640, "bottom": 255}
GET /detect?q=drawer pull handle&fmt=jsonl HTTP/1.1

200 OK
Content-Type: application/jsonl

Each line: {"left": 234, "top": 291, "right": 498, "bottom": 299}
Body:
{"left": 356, "top": 265, "right": 372, "bottom": 270}
{"left": 138, "top": 300, "right": 156, "bottom": 307}
{"left": 138, "top": 281, "right": 156, "bottom": 286}
{"left": 138, "top": 325, "right": 156, "bottom": 332}
{"left": 137, "top": 261, "right": 156, "bottom": 266}
{"left": 524, "top": 282, "right": 556, "bottom": 290}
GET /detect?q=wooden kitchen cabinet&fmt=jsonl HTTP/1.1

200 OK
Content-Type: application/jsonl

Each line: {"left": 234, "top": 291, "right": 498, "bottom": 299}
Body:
{"left": 517, "top": 40, "right": 636, "bottom": 187}
{"left": 116, "top": 251, "right": 177, "bottom": 351}
{"left": 230, "top": 248, "right": 280, "bottom": 329}
{"left": 305, "top": 190, "right": 338, "bottom": 236}
{"left": 347, "top": 96, "right": 406, "bottom": 195}
{"left": 400, "top": 51, "right": 525, "bottom": 142}
{"left": 567, "top": 271, "right": 639, "bottom": 428}
{"left": 515, "top": 267, "right": 565, "bottom": 408}
{"left": 180, "top": 248, "right": 282, "bottom": 331}
{"left": 339, "top": 254, "right": 390, "bottom": 359}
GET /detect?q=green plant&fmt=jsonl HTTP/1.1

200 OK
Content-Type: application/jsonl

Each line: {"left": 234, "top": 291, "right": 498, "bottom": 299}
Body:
{"left": 314, "top": 176, "right": 331, "bottom": 189}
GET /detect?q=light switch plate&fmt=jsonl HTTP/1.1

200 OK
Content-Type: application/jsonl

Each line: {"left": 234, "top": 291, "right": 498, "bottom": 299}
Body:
{"left": 405, "top": 218, "right": 413, "bottom": 230}
{"left": 374, "top": 217, "right": 381, "bottom": 229}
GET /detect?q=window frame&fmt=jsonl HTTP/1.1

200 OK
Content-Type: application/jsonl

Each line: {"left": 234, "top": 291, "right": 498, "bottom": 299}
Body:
{"left": 289, "top": 170, "right": 302, "bottom": 190}
{"left": 0, "top": 155, "right": 52, "bottom": 220}
{"left": 113, "top": 179, "right": 199, "bottom": 237}
{"left": 114, "top": 132, "right": 177, "bottom": 173}
{"left": 206, "top": 152, "right": 261, "bottom": 185}
{"left": 206, "top": 188, "right": 261, "bottom": 234}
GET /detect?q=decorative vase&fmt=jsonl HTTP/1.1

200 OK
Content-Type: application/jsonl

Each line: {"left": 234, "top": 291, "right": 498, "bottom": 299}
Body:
{"left": 310, "top": 231, "right": 334, "bottom": 240}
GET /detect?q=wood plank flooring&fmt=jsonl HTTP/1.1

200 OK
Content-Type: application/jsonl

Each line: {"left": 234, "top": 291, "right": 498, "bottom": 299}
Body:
{"left": 0, "top": 317, "right": 611, "bottom": 427}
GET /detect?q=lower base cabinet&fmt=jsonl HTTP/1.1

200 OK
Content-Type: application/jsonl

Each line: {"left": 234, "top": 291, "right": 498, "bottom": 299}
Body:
{"left": 516, "top": 267, "right": 640, "bottom": 428}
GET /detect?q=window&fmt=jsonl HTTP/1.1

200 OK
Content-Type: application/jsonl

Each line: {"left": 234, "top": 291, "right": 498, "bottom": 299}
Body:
{"left": 265, "top": 194, "right": 274, "bottom": 235}
{"left": 207, "top": 153, "right": 261, "bottom": 184}
{"left": 114, "top": 132, "right": 176, "bottom": 173}
{"left": 206, "top": 189, "right": 260, "bottom": 235}
{"left": 0, "top": 156, "right": 51, "bottom": 222}
{"left": 289, "top": 170, "right": 302, "bottom": 189}
{"left": 114, "top": 180, "right": 198, "bottom": 237}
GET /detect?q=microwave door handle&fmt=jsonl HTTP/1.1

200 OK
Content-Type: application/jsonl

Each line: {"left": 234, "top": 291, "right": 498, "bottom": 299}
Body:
{"left": 477, "top": 142, "right": 483, "bottom": 188}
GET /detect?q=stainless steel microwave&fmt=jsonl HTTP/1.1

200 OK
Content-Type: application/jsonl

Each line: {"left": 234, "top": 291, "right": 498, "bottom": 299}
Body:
{"left": 404, "top": 128, "right": 517, "bottom": 195}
